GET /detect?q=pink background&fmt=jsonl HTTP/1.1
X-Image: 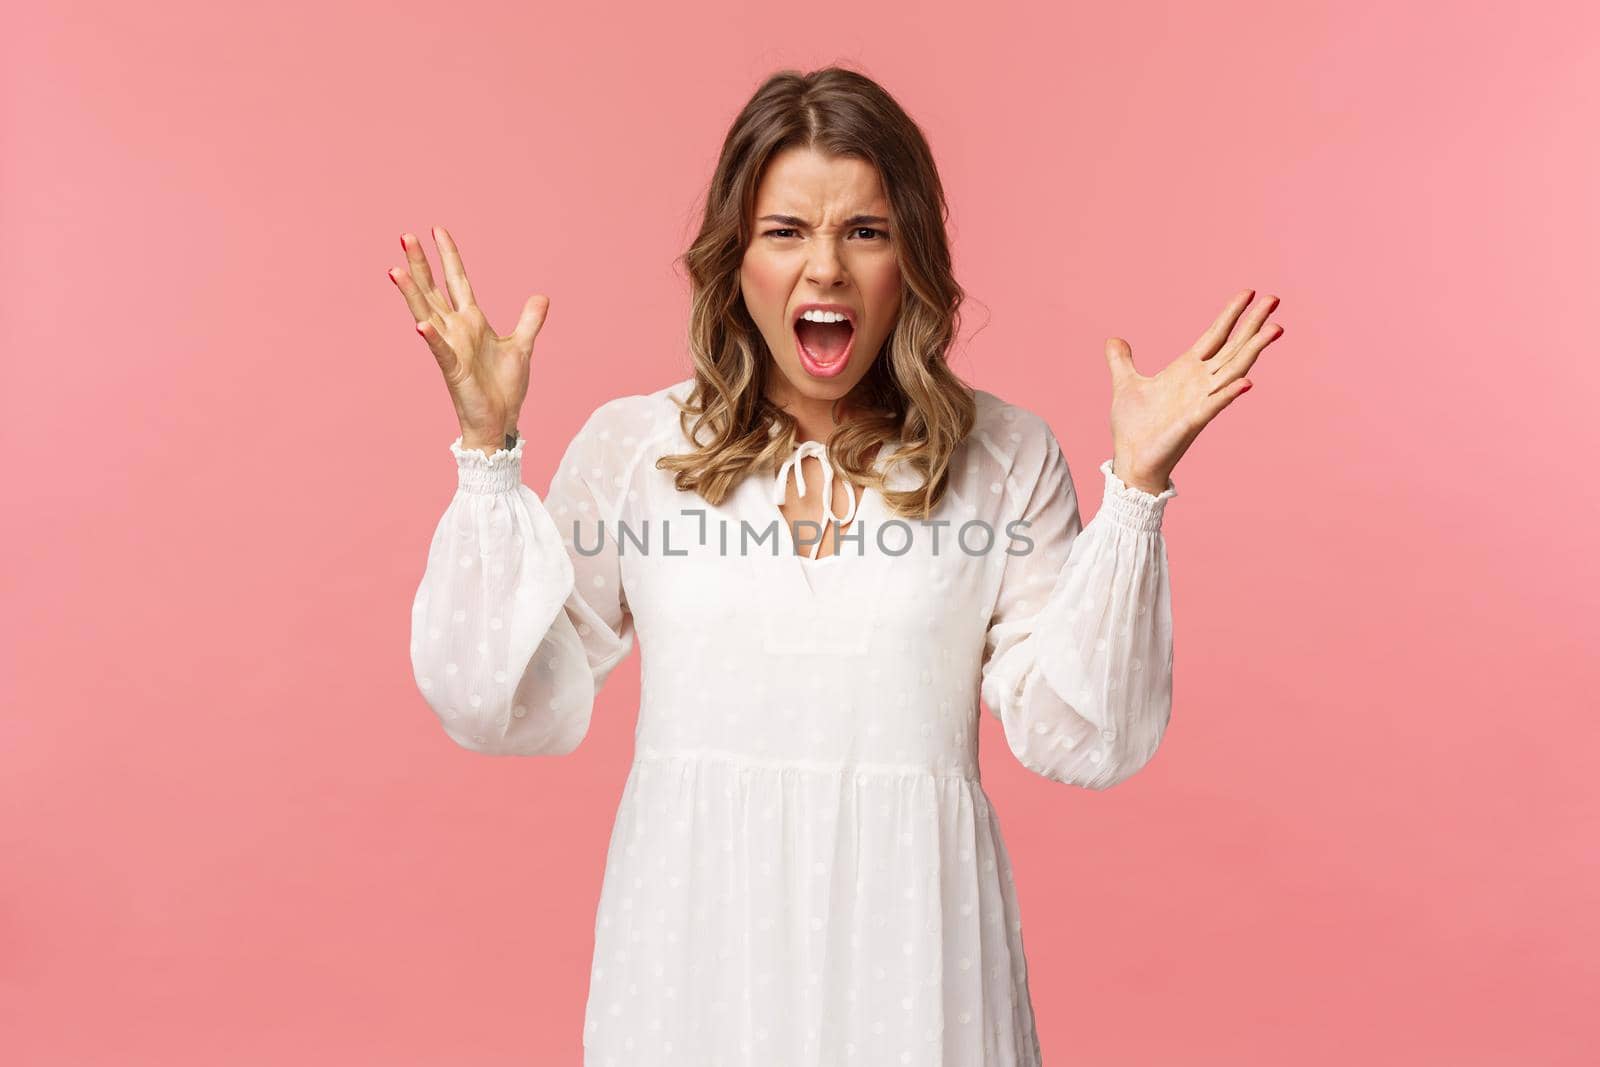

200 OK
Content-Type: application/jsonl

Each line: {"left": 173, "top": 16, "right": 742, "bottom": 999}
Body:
{"left": 4, "top": 1, "right": 1596, "bottom": 1063}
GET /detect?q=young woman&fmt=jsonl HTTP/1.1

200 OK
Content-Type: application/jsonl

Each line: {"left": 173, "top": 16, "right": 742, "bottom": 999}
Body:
{"left": 392, "top": 67, "right": 1279, "bottom": 1066}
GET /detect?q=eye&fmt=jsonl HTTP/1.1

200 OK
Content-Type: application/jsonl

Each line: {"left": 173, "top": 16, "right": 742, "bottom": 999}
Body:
{"left": 852, "top": 227, "right": 887, "bottom": 240}
{"left": 763, "top": 228, "right": 798, "bottom": 239}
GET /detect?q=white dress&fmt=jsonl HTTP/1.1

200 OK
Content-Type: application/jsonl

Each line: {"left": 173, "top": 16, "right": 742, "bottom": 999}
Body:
{"left": 410, "top": 376, "right": 1178, "bottom": 1066}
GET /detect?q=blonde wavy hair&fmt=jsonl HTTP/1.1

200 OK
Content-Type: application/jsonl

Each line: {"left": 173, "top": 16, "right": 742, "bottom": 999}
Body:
{"left": 655, "top": 65, "right": 976, "bottom": 520}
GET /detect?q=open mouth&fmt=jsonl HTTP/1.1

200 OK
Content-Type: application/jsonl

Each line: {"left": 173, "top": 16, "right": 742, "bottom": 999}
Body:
{"left": 793, "top": 314, "right": 856, "bottom": 377}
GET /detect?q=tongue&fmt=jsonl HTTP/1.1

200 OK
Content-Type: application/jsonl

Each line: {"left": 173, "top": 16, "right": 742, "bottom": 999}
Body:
{"left": 796, "top": 319, "right": 853, "bottom": 361}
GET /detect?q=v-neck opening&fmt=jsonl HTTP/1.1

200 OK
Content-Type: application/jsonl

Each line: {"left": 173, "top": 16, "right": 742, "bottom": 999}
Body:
{"left": 776, "top": 484, "right": 877, "bottom": 565}
{"left": 771, "top": 441, "right": 898, "bottom": 560}
{"left": 764, "top": 439, "right": 901, "bottom": 595}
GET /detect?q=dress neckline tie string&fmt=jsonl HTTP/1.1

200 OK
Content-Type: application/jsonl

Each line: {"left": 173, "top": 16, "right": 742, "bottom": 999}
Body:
{"left": 772, "top": 439, "right": 859, "bottom": 561}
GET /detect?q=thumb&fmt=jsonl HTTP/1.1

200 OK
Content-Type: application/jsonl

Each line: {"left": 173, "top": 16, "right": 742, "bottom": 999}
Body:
{"left": 510, "top": 293, "right": 551, "bottom": 353}
{"left": 1104, "top": 336, "right": 1137, "bottom": 384}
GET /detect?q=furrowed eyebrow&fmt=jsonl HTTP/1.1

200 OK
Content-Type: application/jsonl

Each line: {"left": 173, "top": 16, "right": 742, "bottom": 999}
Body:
{"left": 758, "top": 214, "right": 890, "bottom": 227}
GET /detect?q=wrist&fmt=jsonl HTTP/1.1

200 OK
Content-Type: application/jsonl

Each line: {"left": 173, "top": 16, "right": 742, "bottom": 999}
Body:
{"left": 1111, "top": 457, "right": 1170, "bottom": 496}
{"left": 460, "top": 430, "right": 517, "bottom": 456}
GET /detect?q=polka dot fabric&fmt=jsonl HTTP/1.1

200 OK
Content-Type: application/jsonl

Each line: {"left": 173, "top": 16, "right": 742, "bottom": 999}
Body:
{"left": 410, "top": 378, "right": 1179, "bottom": 1065}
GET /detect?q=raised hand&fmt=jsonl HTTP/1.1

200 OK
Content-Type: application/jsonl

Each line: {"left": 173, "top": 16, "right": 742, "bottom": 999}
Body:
{"left": 1102, "top": 289, "right": 1283, "bottom": 494}
{"left": 388, "top": 225, "right": 550, "bottom": 454}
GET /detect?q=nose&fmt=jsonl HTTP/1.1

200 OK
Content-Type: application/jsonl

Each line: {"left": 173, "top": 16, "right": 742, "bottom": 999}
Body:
{"left": 804, "top": 237, "right": 850, "bottom": 288}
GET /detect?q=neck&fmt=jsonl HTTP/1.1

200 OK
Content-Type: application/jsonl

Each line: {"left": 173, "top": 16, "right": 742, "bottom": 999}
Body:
{"left": 768, "top": 381, "right": 856, "bottom": 444}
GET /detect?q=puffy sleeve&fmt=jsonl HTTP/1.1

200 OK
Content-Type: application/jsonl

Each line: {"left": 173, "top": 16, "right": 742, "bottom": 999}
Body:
{"left": 409, "top": 405, "right": 635, "bottom": 757}
{"left": 978, "top": 421, "right": 1178, "bottom": 790}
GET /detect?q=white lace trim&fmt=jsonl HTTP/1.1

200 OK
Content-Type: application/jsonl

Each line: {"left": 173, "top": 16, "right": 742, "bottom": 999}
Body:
{"left": 451, "top": 434, "right": 526, "bottom": 494}
{"left": 1098, "top": 458, "right": 1176, "bottom": 532}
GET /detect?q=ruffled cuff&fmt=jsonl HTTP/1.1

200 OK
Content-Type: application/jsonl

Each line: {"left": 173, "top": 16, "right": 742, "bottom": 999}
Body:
{"left": 1097, "top": 458, "right": 1177, "bottom": 532}
{"left": 451, "top": 434, "right": 526, "bottom": 494}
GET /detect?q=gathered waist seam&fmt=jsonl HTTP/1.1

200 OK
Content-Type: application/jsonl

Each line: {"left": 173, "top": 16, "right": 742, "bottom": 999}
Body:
{"left": 633, "top": 745, "right": 980, "bottom": 783}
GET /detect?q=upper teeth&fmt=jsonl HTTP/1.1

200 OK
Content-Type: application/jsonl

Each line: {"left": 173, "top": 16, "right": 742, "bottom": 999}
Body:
{"left": 799, "top": 309, "right": 849, "bottom": 324}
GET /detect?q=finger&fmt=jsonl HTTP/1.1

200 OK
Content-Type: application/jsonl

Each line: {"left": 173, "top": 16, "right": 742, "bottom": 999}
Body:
{"left": 414, "top": 319, "right": 464, "bottom": 379}
{"left": 1215, "top": 294, "right": 1280, "bottom": 362}
{"left": 1201, "top": 375, "right": 1254, "bottom": 423}
{"left": 1210, "top": 321, "right": 1284, "bottom": 382}
{"left": 1189, "top": 289, "right": 1255, "bottom": 360}
{"left": 1103, "top": 336, "right": 1137, "bottom": 385}
{"left": 432, "top": 225, "right": 478, "bottom": 311}
{"left": 399, "top": 232, "right": 450, "bottom": 317}
{"left": 387, "top": 265, "right": 441, "bottom": 325}
{"left": 510, "top": 293, "right": 551, "bottom": 353}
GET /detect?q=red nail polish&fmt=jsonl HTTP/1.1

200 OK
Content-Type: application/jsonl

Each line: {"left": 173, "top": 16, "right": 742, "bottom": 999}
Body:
{"left": 416, "top": 322, "right": 427, "bottom": 334}
{"left": 1240, "top": 380, "right": 1252, "bottom": 392}
{"left": 387, "top": 268, "right": 396, "bottom": 282}
{"left": 399, "top": 235, "right": 408, "bottom": 252}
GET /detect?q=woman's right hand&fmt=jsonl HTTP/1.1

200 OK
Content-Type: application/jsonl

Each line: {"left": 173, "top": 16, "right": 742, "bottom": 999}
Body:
{"left": 388, "top": 225, "right": 550, "bottom": 453}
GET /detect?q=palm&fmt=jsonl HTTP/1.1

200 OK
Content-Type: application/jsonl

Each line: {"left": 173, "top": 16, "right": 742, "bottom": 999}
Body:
{"left": 388, "top": 225, "right": 549, "bottom": 442}
{"left": 435, "top": 307, "right": 531, "bottom": 430}
{"left": 1104, "top": 289, "right": 1283, "bottom": 490}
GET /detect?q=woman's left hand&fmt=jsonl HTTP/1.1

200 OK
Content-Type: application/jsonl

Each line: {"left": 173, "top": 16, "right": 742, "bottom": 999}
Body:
{"left": 1104, "top": 289, "right": 1283, "bottom": 495}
